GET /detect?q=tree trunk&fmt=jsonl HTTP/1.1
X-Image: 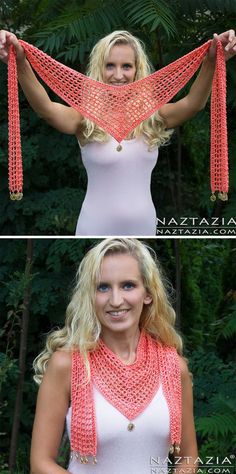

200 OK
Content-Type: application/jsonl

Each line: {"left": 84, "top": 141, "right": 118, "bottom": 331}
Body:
{"left": 8, "top": 239, "right": 34, "bottom": 472}
{"left": 176, "top": 126, "right": 182, "bottom": 215}
{"left": 156, "top": 28, "right": 182, "bottom": 217}
{"left": 174, "top": 239, "right": 181, "bottom": 330}
{"left": 156, "top": 26, "right": 163, "bottom": 68}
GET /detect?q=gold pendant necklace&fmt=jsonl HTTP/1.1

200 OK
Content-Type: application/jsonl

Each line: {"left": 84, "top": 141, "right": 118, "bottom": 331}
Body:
{"left": 127, "top": 422, "right": 135, "bottom": 431}
{"left": 116, "top": 144, "right": 122, "bottom": 151}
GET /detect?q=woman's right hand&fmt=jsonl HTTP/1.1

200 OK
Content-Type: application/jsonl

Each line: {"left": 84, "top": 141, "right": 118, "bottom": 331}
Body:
{"left": 0, "top": 30, "right": 25, "bottom": 64}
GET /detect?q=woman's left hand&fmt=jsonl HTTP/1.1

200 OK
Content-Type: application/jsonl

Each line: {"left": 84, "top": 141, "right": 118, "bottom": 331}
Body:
{"left": 208, "top": 29, "right": 236, "bottom": 61}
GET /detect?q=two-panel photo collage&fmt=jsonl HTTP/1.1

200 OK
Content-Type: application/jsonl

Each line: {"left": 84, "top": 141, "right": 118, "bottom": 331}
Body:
{"left": 0, "top": 4, "right": 236, "bottom": 474}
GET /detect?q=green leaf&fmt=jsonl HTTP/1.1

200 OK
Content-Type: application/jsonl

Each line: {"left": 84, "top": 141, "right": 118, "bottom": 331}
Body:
{"left": 196, "top": 412, "right": 236, "bottom": 437}
{"left": 125, "top": 0, "right": 177, "bottom": 38}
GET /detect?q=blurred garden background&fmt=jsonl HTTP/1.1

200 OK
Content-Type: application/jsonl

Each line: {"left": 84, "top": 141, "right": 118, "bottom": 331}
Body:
{"left": 0, "top": 0, "right": 236, "bottom": 235}
{"left": 0, "top": 237, "right": 236, "bottom": 473}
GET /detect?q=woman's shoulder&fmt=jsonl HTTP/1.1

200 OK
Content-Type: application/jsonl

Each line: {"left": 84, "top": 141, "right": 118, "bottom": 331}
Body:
{"left": 47, "top": 349, "right": 72, "bottom": 375}
{"left": 176, "top": 354, "right": 192, "bottom": 383}
{"left": 40, "top": 350, "right": 72, "bottom": 400}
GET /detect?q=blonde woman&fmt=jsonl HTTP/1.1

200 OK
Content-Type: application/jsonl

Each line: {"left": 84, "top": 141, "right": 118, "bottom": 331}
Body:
{"left": 0, "top": 29, "right": 236, "bottom": 235}
{"left": 30, "top": 238, "right": 198, "bottom": 474}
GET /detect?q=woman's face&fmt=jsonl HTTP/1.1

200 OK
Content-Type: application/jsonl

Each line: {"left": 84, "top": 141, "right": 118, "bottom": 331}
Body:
{"left": 95, "top": 253, "right": 152, "bottom": 337}
{"left": 102, "top": 44, "right": 136, "bottom": 85}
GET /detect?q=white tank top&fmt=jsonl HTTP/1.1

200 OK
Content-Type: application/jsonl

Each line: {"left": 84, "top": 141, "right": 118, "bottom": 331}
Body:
{"left": 76, "top": 136, "right": 158, "bottom": 236}
{"left": 66, "top": 384, "right": 170, "bottom": 474}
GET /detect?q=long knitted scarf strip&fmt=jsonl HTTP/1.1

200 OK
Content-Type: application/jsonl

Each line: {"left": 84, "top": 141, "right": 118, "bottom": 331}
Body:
{"left": 7, "top": 39, "right": 227, "bottom": 201}
{"left": 71, "top": 331, "right": 182, "bottom": 465}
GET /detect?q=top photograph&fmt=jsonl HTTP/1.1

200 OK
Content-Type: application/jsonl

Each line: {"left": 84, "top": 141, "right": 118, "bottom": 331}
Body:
{"left": 0, "top": 0, "right": 236, "bottom": 237}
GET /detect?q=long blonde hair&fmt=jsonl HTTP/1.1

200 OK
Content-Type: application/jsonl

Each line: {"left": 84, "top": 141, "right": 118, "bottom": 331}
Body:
{"left": 33, "top": 238, "right": 183, "bottom": 384}
{"left": 80, "top": 31, "right": 173, "bottom": 150}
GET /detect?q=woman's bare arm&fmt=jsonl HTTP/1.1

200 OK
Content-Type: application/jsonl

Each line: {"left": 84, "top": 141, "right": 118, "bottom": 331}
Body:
{"left": 159, "top": 30, "right": 236, "bottom": 129}
{"left": 30, "top": 350, "right": 71, "bottom": 474}
{"left": 0, "top": 30, "right": 83, "bottom": 135}
{"left": 17, "top": 59, "right": 83, "bottom": 134}
{"left": 158, "top": 56, "right": 215, "bottom": 129}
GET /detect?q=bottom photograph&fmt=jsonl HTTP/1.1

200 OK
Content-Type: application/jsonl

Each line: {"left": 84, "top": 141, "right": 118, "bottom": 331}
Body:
{"left": 0, "top": 237, "right": 236, "bottom": 474}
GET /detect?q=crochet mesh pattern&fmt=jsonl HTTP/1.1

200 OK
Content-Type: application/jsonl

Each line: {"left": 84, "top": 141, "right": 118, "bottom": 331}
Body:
{"left": 71, "top": 332, "right": 182, "bottom": 464}
{"left": 7, "top": 39, "right": 228, "bottom": 201}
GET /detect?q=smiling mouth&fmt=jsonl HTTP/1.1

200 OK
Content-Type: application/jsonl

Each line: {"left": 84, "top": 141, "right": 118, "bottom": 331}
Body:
{"left": 107, "top": 309, "right": 130, "bottom": 317}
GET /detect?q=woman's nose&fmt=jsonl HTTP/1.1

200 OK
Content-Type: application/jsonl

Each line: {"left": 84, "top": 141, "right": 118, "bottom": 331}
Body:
{"left": 113, "top": 68, "right": 123, "bottom": 80}
{"left": 109, "top": 289, "right": 124, "bottom": 306}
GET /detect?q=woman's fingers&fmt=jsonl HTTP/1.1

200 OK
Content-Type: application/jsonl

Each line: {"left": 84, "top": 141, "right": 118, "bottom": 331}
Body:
{"left": 0, "top": 30, "right": 14, "bottom": 63}
{"left": 225, "top": 31, "right": 236, "bottom": 52}
{"left": 0, "top": 30, "right": 25, "bottom": 64}
{"left": 207, "top": 33, "right": 218, "bottom": 61}
{"left": 0, "top": 31, "right": 9, "bottom": 63}
{"left": 222, "top": 30, "right": 236, "bottom": 59}
{"left": 0, "top": 29, "right": 8, "bottom": 44}
{"left": 228, "top": 29, "right": 235, "bottom": 42}
{"left": 210, "top": 30, "right": 236, "bottom": 61}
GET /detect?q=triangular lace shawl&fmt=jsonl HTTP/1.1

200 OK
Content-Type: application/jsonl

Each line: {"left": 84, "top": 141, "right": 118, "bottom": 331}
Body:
{"left": 7, "top": 39, "right": 228, "bottom": 201}
{"left": 70, "top": 333, "right": 182, "bottom": 464}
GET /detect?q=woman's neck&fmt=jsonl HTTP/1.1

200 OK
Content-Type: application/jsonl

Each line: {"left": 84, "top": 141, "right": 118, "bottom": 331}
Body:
{"left": 100, "top": 327, "right": 141, "bottom": 365}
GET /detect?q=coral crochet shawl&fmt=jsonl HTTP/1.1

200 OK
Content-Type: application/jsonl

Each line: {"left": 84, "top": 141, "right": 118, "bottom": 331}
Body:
{"left": 7, "top": 38, "right": 228, "bottom": 201}
{"left": 70, "top": 331, "right": 182, "bottom": 464}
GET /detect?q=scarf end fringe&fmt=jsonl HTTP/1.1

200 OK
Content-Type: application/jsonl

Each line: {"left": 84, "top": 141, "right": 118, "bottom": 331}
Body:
{"left": 70, "top": 451, "right": 97, "bottom": 465}
{"left": 169, "top": 443, "right": 181, "bottom": 455}
{"left": 210, "top": 192, "right": 228, "bottom": 202}
{"left": 10, "top": 191, "right": 23, "bottom": 201}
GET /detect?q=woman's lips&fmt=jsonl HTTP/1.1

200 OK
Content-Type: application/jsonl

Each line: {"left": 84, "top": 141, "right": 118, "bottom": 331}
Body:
{"left": 106, "top": 309, "right": 130, "bottom": 319}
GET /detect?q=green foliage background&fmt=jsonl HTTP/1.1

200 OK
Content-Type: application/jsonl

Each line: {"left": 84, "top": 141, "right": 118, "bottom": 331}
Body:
{"left": 0, "top": 0, "right": 236, "bottom": 234}
{"left": 0, "top": 237, "right": 236, "bottom": 473}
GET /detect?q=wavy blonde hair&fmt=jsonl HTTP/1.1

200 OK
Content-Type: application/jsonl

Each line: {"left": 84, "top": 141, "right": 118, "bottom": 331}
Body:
{"left": 33, "top": 238, "right": 183, "bottom": 384}
{"left": 80, "top": 31, "right": 173, "bottom": 150}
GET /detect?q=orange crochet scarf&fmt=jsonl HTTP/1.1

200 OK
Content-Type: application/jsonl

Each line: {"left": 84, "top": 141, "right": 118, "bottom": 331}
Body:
{"left": 71, "top": 331, "right": 182, "bottom": 465}
{"left": 8, "top": 39, "right": 228, "bottom": 201}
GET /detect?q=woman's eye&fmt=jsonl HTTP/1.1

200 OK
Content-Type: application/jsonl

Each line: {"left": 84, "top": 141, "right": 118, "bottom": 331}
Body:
{"left": 97, "top": 283, "right": 109, "bottom": 292}
{"left": 123, "top": 282, "right": 135, "bottom": 290}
